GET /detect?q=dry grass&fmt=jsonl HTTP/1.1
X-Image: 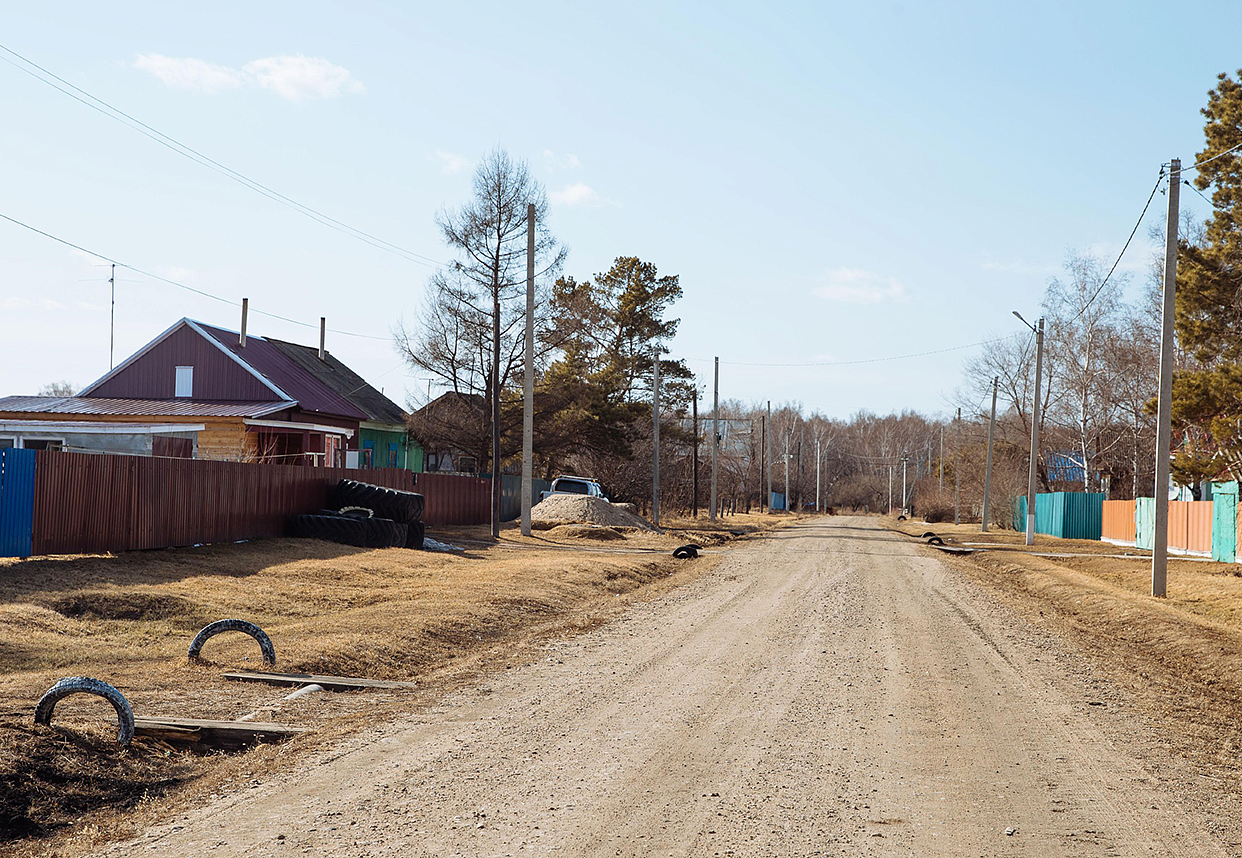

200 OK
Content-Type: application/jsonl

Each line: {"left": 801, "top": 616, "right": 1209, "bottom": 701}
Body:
{"left": 887, "top": 513, "right": 1242, "bottom": 787}
{"left": 0, "top": 512, "right": 798, "bottom": 856}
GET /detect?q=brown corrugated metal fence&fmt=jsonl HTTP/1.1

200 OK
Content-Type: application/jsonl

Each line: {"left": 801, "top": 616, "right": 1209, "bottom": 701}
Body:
{"left": 416, "top": 471, "right": 491, "bottom": 527}
{"left": 32, "top": 451, "right": 417, "bottom": 555}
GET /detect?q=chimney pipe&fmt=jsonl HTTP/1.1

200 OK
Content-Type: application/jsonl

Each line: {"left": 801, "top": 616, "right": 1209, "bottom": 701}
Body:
{"left": 239, "top": 298, "right": 249, "bottom": 348}
{"left": 319, "top": 317, "right": 326, "bottom": 361}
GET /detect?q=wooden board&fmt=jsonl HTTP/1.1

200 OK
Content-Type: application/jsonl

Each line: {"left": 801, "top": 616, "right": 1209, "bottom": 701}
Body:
{"left": 134, "top": 717, "right": 307, "bottom": 750}
{"left": 222, "top": 670, "right": 419, "bottom": 691}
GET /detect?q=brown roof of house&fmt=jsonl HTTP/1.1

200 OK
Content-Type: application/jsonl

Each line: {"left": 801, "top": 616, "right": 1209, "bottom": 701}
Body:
{"left": 265, "top": 337, "right": 407, "bottom": 426}
{"left": 0, "top": 396, "right": 295, "bottom": 418}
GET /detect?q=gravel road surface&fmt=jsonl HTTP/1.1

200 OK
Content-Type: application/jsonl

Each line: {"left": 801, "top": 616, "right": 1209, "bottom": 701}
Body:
{"left": 115, "top": 517, "right": 1232, "bottom": 857}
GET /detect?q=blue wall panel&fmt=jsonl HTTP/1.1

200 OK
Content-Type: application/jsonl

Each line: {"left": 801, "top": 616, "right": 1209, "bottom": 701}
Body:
{"left": 0, "top": 448, "right": 35, "bottom": 557}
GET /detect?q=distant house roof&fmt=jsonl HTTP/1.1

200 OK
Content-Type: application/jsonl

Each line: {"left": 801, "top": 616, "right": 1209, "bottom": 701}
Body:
{"left": 265, "top": 337, "right": 407, "bottom": 426}
{"left": 0, "top": 396, "right": 294, "bottom": 419}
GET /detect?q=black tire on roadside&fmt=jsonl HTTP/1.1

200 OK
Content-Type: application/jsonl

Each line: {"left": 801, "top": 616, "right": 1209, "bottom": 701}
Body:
{"left": 405, "top": 520, "right": 426, "bottom": 550}
{"left": 289, "top": 514, "right": 408, "bottom": 548}
{"left": 328, "top": 480, "right": 424, "bottom": 524}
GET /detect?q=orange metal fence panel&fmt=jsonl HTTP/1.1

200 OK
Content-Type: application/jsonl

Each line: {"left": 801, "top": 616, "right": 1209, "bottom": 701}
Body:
{"left": 1101, "top": 500, "right": 1137, "bottom": 544}
{"left": 1165, "top": 500, "right": 1213, "bottom": 555}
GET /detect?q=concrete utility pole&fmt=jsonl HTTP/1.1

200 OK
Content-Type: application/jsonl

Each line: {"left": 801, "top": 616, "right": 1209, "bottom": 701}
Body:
{"left": 815, "top": 437, "right": 821, "bottom": 512}
{"left": 766, "top": 401, "right": 772, "bottom": 511}
{"left": 710, "top": 357, "right": 719, "bottom": 521}
{"left": 1014, "top": 311, "right": 1045, "bottom": 546}
{"left": 901, "top": 452, "right": 908, "bottom": 516}
{"left": 760, "top": 414, "right": 766, "bottom": 512}
{"left": 109, "top": 264, "right": 116, "bottom": 369}
{"left": 939, "top": 426, "right": 944, "bottom": 489}
{"left": 954, "top": 408, "right": 962, "bottom": 525}
{"left": 888, "top": 463, "right": 893, "bottom": 515}
{"left": 982, "top": 375, "right": 998, "bottom": 532}
{"left": 692, "top": 389, "right": 699, "bottom": 518}
{"left": 784, "top": 432, "right": 790, "bottom": 511}
{"left": 1153, "top": 159, "right": 1181, "bottom": 598}
{"left": 520, "top": 204, "right": 536, "bottom": 536}
{"left": 652, "top": 355, "right": 660, "bottom": 527}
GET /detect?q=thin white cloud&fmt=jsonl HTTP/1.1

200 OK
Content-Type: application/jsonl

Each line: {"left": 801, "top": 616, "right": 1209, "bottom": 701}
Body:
{"left": 543, "top": 149, "right": 582, "bottom": 172}
{"left": 134, "top": 53, "right": 363, "bottom": 102}
{"left": 134, "top": 54, "right": 245, "bottom": 92}
{"left": 0, "top": 297, "right": 33, "bottom": 310}
{"left": 243, "top": 55, "right": 365, "bottom": 101}
{"left": 815, "top": 268, "right": 907, "bottom": 304}
{"left": 434, "top": 150, "right": 470, "bottom": 174}
{"left": 550, "top": 182, "right": 618, "bottom": 207}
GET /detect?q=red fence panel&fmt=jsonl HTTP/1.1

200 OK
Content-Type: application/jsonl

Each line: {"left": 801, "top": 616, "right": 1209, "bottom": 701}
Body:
{"left": 31, "top": 451, "right": 417, "bottom": 555}
{"left": 417, "top": 472, "right": 491, "bottom": 526}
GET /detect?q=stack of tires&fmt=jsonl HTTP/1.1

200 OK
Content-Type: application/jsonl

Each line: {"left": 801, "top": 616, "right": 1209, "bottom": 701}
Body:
{"left": 288, "top": 479, "right": 426, "bottom": 549}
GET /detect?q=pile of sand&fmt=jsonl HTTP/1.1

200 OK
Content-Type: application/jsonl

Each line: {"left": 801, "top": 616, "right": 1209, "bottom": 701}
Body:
{"left": 547, "top": 524, "right": 625, "bottom": 541}
{"left": 530, "top": 495, "right": 656, "bottom": 531}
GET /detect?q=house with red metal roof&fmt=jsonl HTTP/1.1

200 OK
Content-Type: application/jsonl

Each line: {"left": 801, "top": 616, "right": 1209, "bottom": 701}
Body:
{"left": 0, "top": 318, "right": 413, "bottom": 467}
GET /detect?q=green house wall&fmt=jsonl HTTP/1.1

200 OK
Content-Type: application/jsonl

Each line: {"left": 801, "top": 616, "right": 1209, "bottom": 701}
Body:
{"left": 358, "top": 426, "right": 423, "bottom": 472}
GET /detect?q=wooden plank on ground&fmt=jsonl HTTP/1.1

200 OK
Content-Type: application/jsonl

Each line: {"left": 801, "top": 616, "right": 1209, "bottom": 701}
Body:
{"left": 134, "top": 717, "right": 307, "bottom": 750}
{"left": 222, "top": 670, "right": 419, "bottom": 691}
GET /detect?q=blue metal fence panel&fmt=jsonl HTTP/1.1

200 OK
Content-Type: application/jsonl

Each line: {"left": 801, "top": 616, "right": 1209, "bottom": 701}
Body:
{"left": 1013, "top": 491, "right": 1104, "bottom": 540}
{"left": 0, "top": 448, "right": 36, "bottom": 557}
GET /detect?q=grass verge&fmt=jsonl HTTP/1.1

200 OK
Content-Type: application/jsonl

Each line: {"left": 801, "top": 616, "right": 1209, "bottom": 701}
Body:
{"left": 0, "top": 512, "right": 795, "bottom": 856}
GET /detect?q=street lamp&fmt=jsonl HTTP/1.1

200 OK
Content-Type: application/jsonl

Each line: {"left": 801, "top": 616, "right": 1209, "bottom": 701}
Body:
{"left": 1013, "top": 311, "right": 1045, "bottom": 546}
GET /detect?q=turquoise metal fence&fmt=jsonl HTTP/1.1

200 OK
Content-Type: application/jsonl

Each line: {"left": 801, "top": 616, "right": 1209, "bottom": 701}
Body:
{"left": 1135, "top": 497, "right": 1155, "bottom": 550}
{"left": 0, "top": 448, "right": 36, "bottom": 557}
{"left": 1012, "top": 491, "right": 1105, "bottom": 540}
{"left": 1212, "top": 481, "right": 1239, "bottom": 562}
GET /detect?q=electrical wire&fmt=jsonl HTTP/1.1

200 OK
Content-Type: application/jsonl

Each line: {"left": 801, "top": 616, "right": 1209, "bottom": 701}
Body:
{"left": 1070, "top": 168, "right": 1165, "bottom": 322}
{"left": 0, "top": 210, "right": 390, "bottom": 341}
{"left": 675, "top": 332, "right": 1023, "bottom": 368}
{"left": 0, "top": 43, "right": 445, "bottom": 269}
{"left": 1182, "top": 140, "right": 1242, "bottom": 174}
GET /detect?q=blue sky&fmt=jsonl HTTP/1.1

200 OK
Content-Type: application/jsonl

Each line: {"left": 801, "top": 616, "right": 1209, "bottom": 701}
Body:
{"left": 0, "top": 1, "right": 1233, "bottom": 417}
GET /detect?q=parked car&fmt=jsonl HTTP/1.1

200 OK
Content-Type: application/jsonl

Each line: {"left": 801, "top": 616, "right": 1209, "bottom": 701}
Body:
{"left": 539, "top": 475, "right": 609, "bottom": 502}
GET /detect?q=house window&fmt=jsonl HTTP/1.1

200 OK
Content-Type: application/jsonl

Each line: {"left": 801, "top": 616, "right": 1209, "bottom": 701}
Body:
{"left": 0, "top": 437, "right": 14, "bottom": 449}
{"left": 20, "top": 438, "right": 64, "bottom": 451}
{"left": 361, "top": 440, "right": 374, "bottom": 469}
{"left": 174, "top": 366, "right": 194, "bottom": 398}
{"left": 387, "top": 443, "right": 398, "bottom": 468}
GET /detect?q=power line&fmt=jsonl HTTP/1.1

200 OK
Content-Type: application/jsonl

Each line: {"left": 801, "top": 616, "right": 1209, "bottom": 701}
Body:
{"left": 676, "top": 333, "right": 1023, "bottom": 368}
{"left": 1071, "top": 168, "right": 1165, "bottom": 323}
{"left": 0, "top": 43, "right": 445, "bottom": 269}
{"left": 0, "top": 210, "right": 390, "bottom": 341}
{"left": 1182, "top": 140, "right": 1242, "bottom": 174}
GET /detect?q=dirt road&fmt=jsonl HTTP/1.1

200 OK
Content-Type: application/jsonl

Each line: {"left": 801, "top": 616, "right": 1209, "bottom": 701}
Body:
{"left": 112, "top": 518, "right": 1233, "bottom": 856}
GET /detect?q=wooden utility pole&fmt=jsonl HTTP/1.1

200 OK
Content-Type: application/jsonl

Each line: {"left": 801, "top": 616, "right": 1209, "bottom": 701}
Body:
{"left": 982, "top": 376, "right": 998, "bottom": 532}
{"left": 520, "top": 203, "right": 535, "bottom": 536}
{"left": 710, "top": 357, "right": 719, "bottom": 521}
{"left": 692, "top": 389, "right": 699, "bottom": 518}
{"left": 784, "top": 432, "right": 790, "bottom": 510}
{"left": 1153, "top": 159, "right": 1180, "bottom": 598}
{"left": 652, "top": 355, "right": 660, "bottom": 527}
